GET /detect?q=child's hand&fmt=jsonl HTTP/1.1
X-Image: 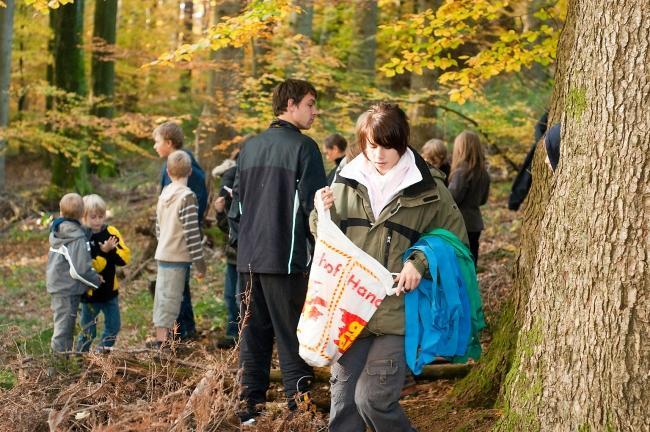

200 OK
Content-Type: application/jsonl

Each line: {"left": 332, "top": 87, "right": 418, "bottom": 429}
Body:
{"left": 213, "top": 196, "right": 226, "bottom": 213}
{"left": 98, "top": 274, "right": 105, "bottom": 284}
{"left": 100, "top": 236, "right": 119, "bottom": 253}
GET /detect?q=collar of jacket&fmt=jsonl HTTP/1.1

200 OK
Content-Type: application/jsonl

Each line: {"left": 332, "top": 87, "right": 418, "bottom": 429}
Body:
{"left": 50, "top": 217, "right": 81, "bottom": 233}
{"left": 335, "top": 147, "right": 440, "bottom": 225}
{"left": 336, "top": 146, "right": 437, "bottom": 199}
{"left": 270, "top": 118, "right": 301, "bottom": 133}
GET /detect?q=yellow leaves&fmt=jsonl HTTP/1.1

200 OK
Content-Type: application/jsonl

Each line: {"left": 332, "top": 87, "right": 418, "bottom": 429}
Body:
{"left": 0, "top": 1, "right": 6, "bottom": 8}
{"left": 379, "top": 0, "right": 565, "bottom": 105}
{"left": 148, "top": 0, "right": 297, "bottom": 67}
{"left": 24, "top": 0, "right": 75, "bottom": 13}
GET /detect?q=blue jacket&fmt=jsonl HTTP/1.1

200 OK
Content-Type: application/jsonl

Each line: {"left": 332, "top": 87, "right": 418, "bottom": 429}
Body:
{"left": 403, "top": 235, "right": 472, "bottom": 374}
{"left": 160, "top": 149, "right": 208, "bottom": 224}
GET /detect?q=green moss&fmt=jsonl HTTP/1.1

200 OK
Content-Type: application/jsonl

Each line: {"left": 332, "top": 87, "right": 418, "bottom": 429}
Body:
{"left": 451, "top": 301, "right": 518, "bottom": 407}
{"left": 494, "top": 319, "right": 544, "bottom": 431}
{"left": 578, "top": 423, "right": 591, "bottom": 432}
{"left": 566, "top": 87, "right": 587, "bottom": 118}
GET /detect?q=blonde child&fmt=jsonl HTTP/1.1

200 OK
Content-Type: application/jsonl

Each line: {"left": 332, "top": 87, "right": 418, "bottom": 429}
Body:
{"left": 76, "top": 194, "right": 131, "bottom": 352}
{"left": 47, "top": 193, "right": 102, "bottom": 352}
{"left": 151, "top": 150, "right": 206, "bottom": 348}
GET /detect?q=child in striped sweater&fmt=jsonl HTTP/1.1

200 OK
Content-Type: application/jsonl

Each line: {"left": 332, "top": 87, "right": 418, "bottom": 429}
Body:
{"left": 151, "top": 150, "right": 206, "bottom": 348}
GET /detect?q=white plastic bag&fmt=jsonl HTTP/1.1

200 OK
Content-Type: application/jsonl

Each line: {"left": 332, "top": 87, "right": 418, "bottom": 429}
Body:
{"left": 297, "top": 196, "right": 395, "bottom": 367}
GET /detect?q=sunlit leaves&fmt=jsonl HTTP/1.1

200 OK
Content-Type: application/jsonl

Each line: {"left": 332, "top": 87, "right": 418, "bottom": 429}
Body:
{"left": 148, "top": 0, "right": 298, "bottom": 68}
{"left": 24, "top": 0, "right": 75, "bottom": 13}
{"left": 379, "top": 0, "right": 566, "bottom": 104}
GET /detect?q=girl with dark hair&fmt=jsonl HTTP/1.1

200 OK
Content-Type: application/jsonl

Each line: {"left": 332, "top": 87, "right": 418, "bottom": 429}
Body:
{"left": 313, "top": 103, "right": 467, "bottom": 431}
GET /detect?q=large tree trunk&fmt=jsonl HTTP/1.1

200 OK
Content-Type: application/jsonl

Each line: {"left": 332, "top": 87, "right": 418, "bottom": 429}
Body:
{"left": 0, "top": 0, "right": 15, "bottom": 192}
{"left": 496, "top": 1, "right": 649, "bottom": 430}
{"left": 92, "top": 0, "right": 118, "bottom": 177}
{"left": 348, "top": 0, "right": 377, "bottom": 82}
{"left": 49, "top": 0, "right": 89, "bottom": 193}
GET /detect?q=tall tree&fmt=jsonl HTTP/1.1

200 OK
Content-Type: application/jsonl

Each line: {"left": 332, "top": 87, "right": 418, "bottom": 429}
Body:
{"left": 496, "top": 0, "right": 649, "bottom": 430}
{"left": 293, "top": 0, "right": 313, "bottom": 38}
{"left": 179, "top": 0, "right": 193, "bottom": 95}
{"left": 195, "top": 0, "right": 242, "bottom": 165}
{"left": 49, "top": 0, "right": 89, "bottom": 192}
{"left": 91, "top": 0, "right": 117, "bottom": 119}
{"left": 0, "top": 0, "right": 15, "bottom": 192}
{"left": 408, "top": 0, "right": 441, "bottom": 149}
{"left": 92, "top": 0, "right": 118, "bottom": 177}
{"left": 348, "top": 0, "right": 377, "bottom": 81}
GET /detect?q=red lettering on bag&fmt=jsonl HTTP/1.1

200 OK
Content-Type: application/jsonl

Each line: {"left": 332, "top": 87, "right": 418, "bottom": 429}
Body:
{"left": 347, "top": 274, "right": 383, "bottom": 307}
{"left": 317, "top": 253, "right": 343, "bottom": 277}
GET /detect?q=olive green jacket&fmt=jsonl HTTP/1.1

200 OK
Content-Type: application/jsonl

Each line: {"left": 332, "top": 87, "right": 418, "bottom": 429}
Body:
{"left": 310, "top": 152, "right": 468, "bottom": 335}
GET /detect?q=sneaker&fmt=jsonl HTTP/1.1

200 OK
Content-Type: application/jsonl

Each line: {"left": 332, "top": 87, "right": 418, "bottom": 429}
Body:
{"left": 178, "top": 331, "right": 198, "bottom": 343}
{"left": 216, "top": 336, "right": 236, "bottom": 349}
{"left": 240, "top": 418, "right": 256, "bottom": 427}
{"left": 145, "top": 340, "right": 163, "bottom": 350}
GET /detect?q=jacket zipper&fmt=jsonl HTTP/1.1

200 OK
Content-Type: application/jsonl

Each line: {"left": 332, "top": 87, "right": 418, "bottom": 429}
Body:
{"left": 383, "top": 229, "right": 393, "bottom": 268}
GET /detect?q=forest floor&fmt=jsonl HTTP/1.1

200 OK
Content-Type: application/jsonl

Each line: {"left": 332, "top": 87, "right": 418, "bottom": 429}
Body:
{"left": 0, "top": 155, "right": 520, "bottom": 431}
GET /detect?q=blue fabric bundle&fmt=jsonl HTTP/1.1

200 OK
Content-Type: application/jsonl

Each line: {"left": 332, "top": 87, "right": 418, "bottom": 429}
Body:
{"left": 404, "top": 229, "right": 485, "bottom": 374}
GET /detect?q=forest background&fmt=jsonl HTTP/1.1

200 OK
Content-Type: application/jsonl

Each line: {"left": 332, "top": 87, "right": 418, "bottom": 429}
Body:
{"left": 2, "top": 0, "right": 623, "bottom": 431}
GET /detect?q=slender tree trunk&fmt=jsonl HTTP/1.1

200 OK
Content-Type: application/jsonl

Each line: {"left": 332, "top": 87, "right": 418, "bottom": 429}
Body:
{"left": 49, "top": 0, "right": 89, "bottom": 192}
{"left": 195, "top": 0, "right": 242, "bottom": 167}
{"left": 497, "top": 1, "right": 650, "bottom": 430}
{"left": 0, "top": 0, "right": 15, "bottom": 192}
{"left": 293, "top": 0, "right": 313, "bottom": 38}
{"left": 92, "top": 0, "right": 117, "bottom": 119}
{"left": 92, "top": 0, "right": 118, "bottom": 177}
{"left": 179, "top": 0, "right": 193, "bottom": 95}
{"left": 408, "top": 0, "right": 441, "bottom": 150}
{"left": 348, "top": 0, "right": 377, "bottom": 82}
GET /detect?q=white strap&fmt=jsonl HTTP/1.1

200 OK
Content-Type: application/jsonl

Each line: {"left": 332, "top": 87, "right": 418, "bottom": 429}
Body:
{"left": 50, "top": 245, "right": 99, "bottom": 290}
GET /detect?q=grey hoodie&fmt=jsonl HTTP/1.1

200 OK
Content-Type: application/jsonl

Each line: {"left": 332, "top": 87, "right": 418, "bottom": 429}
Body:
{"left": 47, "top": 219, "right": 101, "bottom": 296}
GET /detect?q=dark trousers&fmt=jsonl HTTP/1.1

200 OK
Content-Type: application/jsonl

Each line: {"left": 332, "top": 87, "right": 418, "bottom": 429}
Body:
{"left": 224, "top": 263, "right": 241, "bottom": 339}
{"left": 238, "top": 272, "right": 313, "bottom": 418}
{"left": 176, "top": 269, "right": 196, "bottom": 338}
{"left": 468, "top": 231, "right": 482, "bottom": 267}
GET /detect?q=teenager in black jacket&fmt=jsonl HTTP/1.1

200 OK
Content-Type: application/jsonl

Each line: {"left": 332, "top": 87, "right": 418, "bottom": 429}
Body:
{"left": 228, "top": 79, "right": 327, "bottom": 425}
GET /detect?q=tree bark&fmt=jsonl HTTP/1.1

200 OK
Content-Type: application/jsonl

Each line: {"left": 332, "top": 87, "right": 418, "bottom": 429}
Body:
{"left": 195, "top": 0, "right": 242, "bottom": 167}
{"left": 92, "top": 0, "right": 118, "bottom": 177}
{"left": 293, "top": 0, "right": 313, "bottom": 39}
{"left": 49, "top": 0, "right": 89, "bottom": 193}
{"left": 179, "top": 0, "right": 193, "bottom": 95}
{"left": 408, "top": 0, "right": 441, "bottom": 150}
{"left": 348, "top": 0, "right": 377, "bottom": 82}
{"left": 497, "top": 1, "right": 650, "bottom": 430}
{"left": 0, "top": 0, "right": 15, "bottom": 192}
{"left": 91, "top": 0, "right": 117, "bottom": 119}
